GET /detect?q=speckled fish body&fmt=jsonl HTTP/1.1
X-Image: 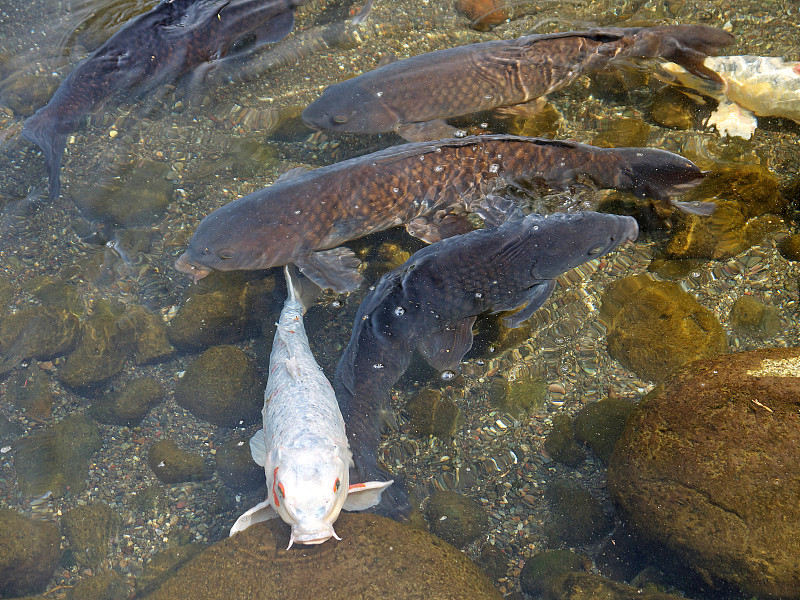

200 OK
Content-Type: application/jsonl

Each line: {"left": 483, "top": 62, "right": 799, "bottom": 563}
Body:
{"left": 230, "top": 266, "right": 391, "bottom": 546}
{"left": 332, "top": 210, "right": 639, "bottom": 516}
{"left": 301, "top": 25, "right": 733, "bottom": 135}
{"left": 175, "top": 134, "right": 703, "bottom": 291}
{"left": 22, "top": 0, "right": 303, "bottom": 201}
{"left": 661, "top": 55, "right": 800, "bottom": 139}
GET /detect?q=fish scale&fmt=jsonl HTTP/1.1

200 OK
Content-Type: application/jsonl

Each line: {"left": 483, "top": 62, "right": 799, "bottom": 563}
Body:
{"left": 176, "top": 134, "right": 705, "bottom": 291}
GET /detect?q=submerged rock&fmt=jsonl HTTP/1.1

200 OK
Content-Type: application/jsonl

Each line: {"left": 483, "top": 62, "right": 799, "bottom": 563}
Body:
{"left": 13, "top": 414, "right": 102, "bottom": 496}
{"left": 148, "top": 440, "right": 210, "bottom": 484}
{"left": 520, "top": 549, "right": 589, "bottom": 597}
{"left": 591, "top": 117, "right": 651, "bottom": 148}
{"left": 89, "top": 377, "right": 165, "bottom": 426}
{"left": 58, "top": 301, "right": 171, "bottom": 388}
{"left": 167, "top": 272, "right": 275, "bottom": 351}
{"left": 173, "top": 345, "right": 263, "bottom": 428}
{"left": 456, "top": 0, "right": 508, "bottom": 31}
{"left": 404, "top": 388, "right": 462, "bottom": 438}
{"left": 424, "top": 490, "right": 490, "bottom": 548}
{"left": 544, "top": 413, "right": 586, "bottom": 468}
{"left": 142, "top": 513, "right": 501, "bottom": 599}
{"left": 603, "top": 276, "right": 728, "bottom": 382}
{"left": 61, "top": 502, "right": 121, "bottom": 568}
{"left": 0, "top": 306, "right": 80, "bottom": 374}
{"left": 7, "top": 362, "right": 55, "bottom": 420}
{"left": 547, "top": 571, "right": 688, "bottom": 600}
{"left": 572, "top": 397, "right": 636, "bottom": 464}
{"left": 136, "top": 544, "right": 206, "bottom": 597}
{"left": 544, "top": 480, "right": 612, "bottom": 546}
{"left": 729, "top": 295, "right": 780, "bottom": 338}
{"left": 0, "top": 508, "right": 61, "bottom": 597}
{"left": 215, "top": 438, "right": 263, "bottom": 492}
{"left": 609, "top": 347, "right": 800, "bottom": 598}
{"left": 488, "top": 376, "right": 547, "bottom": 417}
{"left": 69, "top": 571, "right": 129, "bottom": 600}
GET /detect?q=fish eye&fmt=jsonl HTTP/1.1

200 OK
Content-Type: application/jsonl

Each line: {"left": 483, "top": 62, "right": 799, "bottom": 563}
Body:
{"left": 201, "top": 246, "right": 211, "bottom": 256}
{"left": 277, "top": 482, "right": 286, "bottom": 499}
{"left": 332, "top": 114, "right": 349, "bottom": 124}
{"left": 333, "top": 478, "right": 340, "bottom": 493}
{"left": 218, "top": 249, "right": 234, "bottom": 260}
{"left": 587, "top": 243, "right": 604, "bottom": 256}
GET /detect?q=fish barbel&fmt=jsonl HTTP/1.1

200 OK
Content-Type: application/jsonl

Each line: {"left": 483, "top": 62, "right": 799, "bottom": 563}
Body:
{"left": 22, "top": 0, "right": 303, "bottom": 202}
{"left": 175, "top": 134, "right": 705, "bottom": 291}
{"left": 301, "top": 25, "right": 733, "bottom": 139}
{"left": 230, "top": 266, "right": 391, "bottom": 547}
{"left": 333, "top": 209, "right": 639, "bottom": 516}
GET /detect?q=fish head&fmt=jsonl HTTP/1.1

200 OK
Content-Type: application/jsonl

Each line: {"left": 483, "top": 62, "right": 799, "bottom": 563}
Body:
{"left": 524, "top": 211, "right": 639, "bottom": 280}
{"left": 301, "top": 83, "right": 399, "bottom": 134}
{"left": 269, "top": 445, "right": 351, "bottom": 547}
{"left": 174, "top": 196, "right": 297, "bottom": 281}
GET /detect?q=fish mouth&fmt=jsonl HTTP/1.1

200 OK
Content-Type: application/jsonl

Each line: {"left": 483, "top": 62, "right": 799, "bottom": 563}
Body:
{"left": 288, "top": 524, "right": 340, "bottom": 549}
{"left": 174, "top": 252, "right": 213, "bottom": 283}
{"left": 622, "top": 217, "right": 640, "bottom": 244}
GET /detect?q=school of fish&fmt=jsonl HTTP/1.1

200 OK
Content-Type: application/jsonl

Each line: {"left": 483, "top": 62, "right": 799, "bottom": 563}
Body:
{"left": 19, "top": 1, "right": 757, "bottom": 542}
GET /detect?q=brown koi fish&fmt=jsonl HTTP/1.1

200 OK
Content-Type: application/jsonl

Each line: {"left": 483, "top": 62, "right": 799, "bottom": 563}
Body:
{"left": 301, "top": 25, "right": 733, "bottom": 140}
{"left": 175, "top": 134, "right": 706, "bottom": 292}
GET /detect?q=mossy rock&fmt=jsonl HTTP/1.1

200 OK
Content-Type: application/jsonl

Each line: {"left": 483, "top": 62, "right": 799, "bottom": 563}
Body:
{"left": 7, "top": 363, "right": 55, "bottom": 420}
{"left": 167, "top": 272, "right": 275, "bottom": 351}
{"left": 215, "top": 438, "right": 263, "bottom": 492}
{"left": 136, "top": 543, "right": 206, "bottom": 597}
{"left": 592, "top": 117, "right": 651, "bottom": 148}
{"left": 729, "top": 296, "right": 779, "bottom": 338}
{"left": 649, "top": 86, "right": 698, "bottom": 130}
{"left": 608, "top": 347, "right": 800, "bottom": 598}
{"left": 90, "top": 377, "right": 164, "bottom": 426}
{"left": 520, "top": 549, "right": 588, "bottom": 596}
{"left": 148, "top": 440, "right": 210, "bottom": 484}
{"left": 173, "top": 345, "right": 263, "bottom": 427}
{"left": 573, "top": 397, "right": 636, "bottom": 464}
{"left": 0, "top": 306, "right": 80, "bottom": 374}
{"left": 489, "top": 377, "right": 546, "bottom": 417}
{"left": 14, "top": 414, "right": 102, "bottom": 496}
{"left": 424, "top": 490, "right": 489, "bottom": 548}
{"left": 0, "top": 508, "right": 62, "bottom": 597}
{"left": 69, "top": 571, "right": 129, "bottom": 600}
{"left": 61, "top": 502, "right": 121, "bottom": 568}
{"left": 404, "top": 388, "right": 462, "bottom": 438}
{"left": 778, "top": 233, "right": 800, "bottom": 261}
{"left": 604, "top": 278, "right": 728, "bottom": 382}
{"left": 544, "top": 480, "right": 612, "bottom": 546}
{"left": 547, "top": 571, "right": 689, "bottom": 600}
{"left": 544, "top": 413, "right": 586, "bottom": 468}
{"left": 142, "top": 513, "right": 501, "bottom": 600}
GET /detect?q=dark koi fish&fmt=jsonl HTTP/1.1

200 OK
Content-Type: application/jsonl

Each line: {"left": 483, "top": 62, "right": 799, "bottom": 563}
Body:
{"left": 174, "top": 134, "right": 705, "bottom": 292}
{"left": 332, "top": 209, "right": 639, "bottom": 516}
{"left": 301, "top": 25, "right": 734, "bottom": 140}
{"left": 22, "top": 0, "right": 304, "bottom": 201}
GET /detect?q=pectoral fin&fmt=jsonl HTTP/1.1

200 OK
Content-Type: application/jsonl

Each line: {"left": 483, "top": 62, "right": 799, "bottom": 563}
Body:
{"left": 494, "top": 96, "right": 548, "bottom": 118}
{"left": 405, "top": 213, "right": 476, "bottom": 244}
{"left": 230, "top": 499, "right": 278, "bottom": 536}
{"left": 497, "top": 280, "right": 556, "bottom": 328}
{"left": 395, "top": 119, "right": 461, "bottom": 142}
{"left": 249, "top": 429, "right": 267, "bottom": 466}
{"left": 417, "top": 316, "right": 476, "bottom": 371}
{"left": 343, "top": 480, "right": 394, "bottom": 511}
{"left": 706, "top": 98, "right": 757, "bottom": 140}
{"left": 294, "top": 247, "right": 363, "bottom": 293}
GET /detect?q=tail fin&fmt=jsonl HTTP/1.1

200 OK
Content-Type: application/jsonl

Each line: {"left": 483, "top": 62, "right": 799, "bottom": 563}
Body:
{"left": 624, "top": 25, "right": 734, "bottom": 83}
{"left": 21, "top": 113, "right": 66, "bottom": 202}
{"left": 283, "top": 264, "right": 321, "bottom": 313}
{"left": 611, "top": 147, "right": 711, "bottom": 213}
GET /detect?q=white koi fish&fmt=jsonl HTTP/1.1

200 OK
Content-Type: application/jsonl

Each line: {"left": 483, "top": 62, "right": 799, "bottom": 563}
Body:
{"left": 661, "top": 55, "right": 800, "bottom": 139}
{"left": 230, "top": 266, "right": 392, "bottom": 547}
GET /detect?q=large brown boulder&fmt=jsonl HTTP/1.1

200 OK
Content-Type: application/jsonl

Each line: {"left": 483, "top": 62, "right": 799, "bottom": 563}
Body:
{"left": 609, "top": 347, "right": 800, "bottom": 598}
{"left": 143, "top": 512, "right": 501, "bottom": 600}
